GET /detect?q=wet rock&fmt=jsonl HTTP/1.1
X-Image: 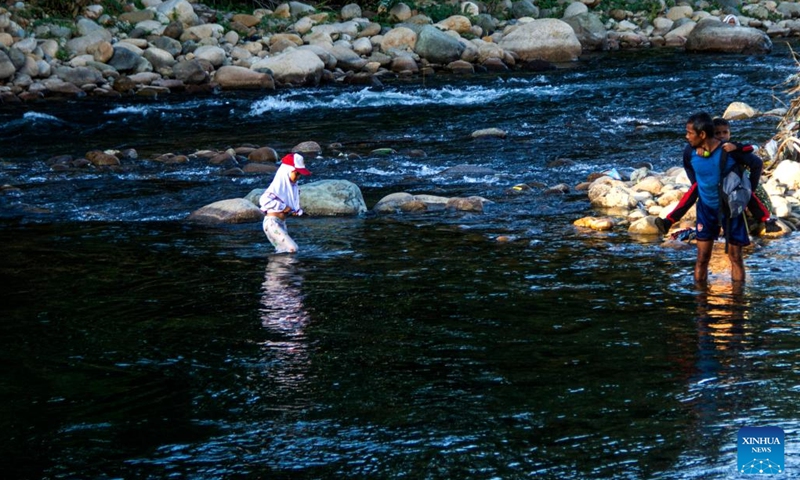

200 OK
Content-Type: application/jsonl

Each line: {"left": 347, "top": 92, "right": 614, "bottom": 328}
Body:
{"left": 242, "top": 163, "right": 278, "bottom": 174}
{"left": 187, "top": 198, "right": 264, "bottom": 224}
{"left": 373, "top": 192, "right": 415, "bottom": 213}
{"left": 574, "top": 216, "right": 617, "bottom": 231}
{"left": 86, "top": 150, "right": 120, "bottom": 166}
{"left": 292, "top": 141, "right": 322, "bottom": 155}
{"left": 439, "top": 164, "right": 497, "bottom": 177}
{"left": 446, "top": 196, "right": 486, "bottom": 212}
{"left": 248, "top": 147, "right": 278, "bottom": 163}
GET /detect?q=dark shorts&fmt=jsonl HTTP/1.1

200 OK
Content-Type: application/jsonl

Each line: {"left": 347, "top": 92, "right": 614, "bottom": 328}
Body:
{"left": 695, "top": 199, "right": 750, "bottom": 246}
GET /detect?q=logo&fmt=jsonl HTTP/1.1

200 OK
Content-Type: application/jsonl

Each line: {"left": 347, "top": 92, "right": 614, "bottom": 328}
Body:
{"left": 738, "top": 426, "right": 784, "bottom": 475}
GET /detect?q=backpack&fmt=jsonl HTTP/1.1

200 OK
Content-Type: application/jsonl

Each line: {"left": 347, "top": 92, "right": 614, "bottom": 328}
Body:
{"left": 717, "top": 149, "right": 752, "bottom": 251}
{"left": 719, "top": 153, "right": 752, "bottom": 219}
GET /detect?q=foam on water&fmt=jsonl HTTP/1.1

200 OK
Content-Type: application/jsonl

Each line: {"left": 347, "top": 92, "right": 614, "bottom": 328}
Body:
{"left": 248, "top": 82, "right": 568, "bottom": 116}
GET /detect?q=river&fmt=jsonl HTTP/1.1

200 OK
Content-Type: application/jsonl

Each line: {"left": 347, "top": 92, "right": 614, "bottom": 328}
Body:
{"left": 1, "top": 42, "right": 799, "bottom": 478}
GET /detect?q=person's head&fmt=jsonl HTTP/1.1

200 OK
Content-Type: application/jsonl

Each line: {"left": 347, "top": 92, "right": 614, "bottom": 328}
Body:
{"left": 280, "top": 153, "right": 311, "bottom": 182}
{"left": 685, "top": 112, "right": 715, "bottom": 148}
{"left": 713, "top": 117, "right": 731, "bottom": 141}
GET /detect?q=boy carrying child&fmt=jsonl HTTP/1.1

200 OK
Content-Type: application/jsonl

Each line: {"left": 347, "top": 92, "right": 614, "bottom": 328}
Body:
{"left": 655, "top": 117, "right": 779, "bottom": 236}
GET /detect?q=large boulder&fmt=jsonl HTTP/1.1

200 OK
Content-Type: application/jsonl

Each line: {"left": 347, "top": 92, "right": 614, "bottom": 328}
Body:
{"left": 65, "top": 29, "right": 113, "bottom": 56}
{"left": 562, "top": 12, "right": 607, "bottom": 51}
{"left": 499, "top": 19, "right": 582, "bottom": 62}
{"left": 300, "top": 180, "right": 367, "bottom": 216}
{"left": 414, "top": 25, "right": 465, "bottom": 64}
{"left": 187, "top": 198, "right": 264, "bottom": 224}
{"left": 251, "top": 48, "right": 325, "bottom": 86}
{"left": 685, "top": 18, "right": 772, "bottom": 54}
{"left": 54, "top": 66, "right": 103, "bottom": 86}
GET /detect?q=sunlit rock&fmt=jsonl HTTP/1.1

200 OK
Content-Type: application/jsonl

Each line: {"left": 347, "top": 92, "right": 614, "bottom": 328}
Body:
{"left": 628, "top": 216, "right": 661, "bottom": 235}
{"left": 215, "top": 66, "right": 274, "bottom": 89}
{"left": 381, "top": 27, "right": 418, "bottom": 53}
{"left": 771, "top": 160, "right": 800, "bottom": 190}
{"left": 499, "top": 19, "right": 582, "bottom": 62}
{"left": 722, "top": 101, "right": 758, "bottom": 120}
{"left": 574, "top": 216, "right": 616, "bottom": 230}
{"left": 471, "top": 127, "right": 506, "bottom": 139}
{"left": 251, "top": 49, "right": 324, "bottom": 87}
{"left": 587, "top": 177, "right": 638, "bottom": 209}
{"left": 156, "top": 0, "right": 199, "bottom": 27}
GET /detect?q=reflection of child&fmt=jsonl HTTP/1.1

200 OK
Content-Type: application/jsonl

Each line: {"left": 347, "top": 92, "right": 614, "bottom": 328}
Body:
{"left": 656, "top": 118, "right": 778, "bottom": 235}
{"left": 259, "top": 153, "right": 311, "bottom": 253}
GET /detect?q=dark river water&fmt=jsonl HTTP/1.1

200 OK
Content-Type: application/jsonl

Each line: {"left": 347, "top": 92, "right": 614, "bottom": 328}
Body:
{"left": 1, "top": 43, "right": 799, "bottom": 479}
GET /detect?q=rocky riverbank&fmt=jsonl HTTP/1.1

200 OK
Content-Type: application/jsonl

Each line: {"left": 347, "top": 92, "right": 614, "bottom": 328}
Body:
{"left": 0, "top": 0, "right": 792, "bottom": 102}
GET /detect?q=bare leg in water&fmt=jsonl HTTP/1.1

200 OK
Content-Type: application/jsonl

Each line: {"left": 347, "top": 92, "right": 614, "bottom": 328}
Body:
{"left": 694, "top": 239, "right": 713, "bottom": 287}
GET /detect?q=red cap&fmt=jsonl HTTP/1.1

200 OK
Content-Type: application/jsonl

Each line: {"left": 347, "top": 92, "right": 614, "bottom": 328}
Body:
{"left": 281, "top": 153, "right": 311, "bottom": 175}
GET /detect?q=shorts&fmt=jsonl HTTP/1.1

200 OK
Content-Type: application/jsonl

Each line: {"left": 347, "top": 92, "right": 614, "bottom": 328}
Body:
{"left": 262, "top": 215, "right": 299, "bottom": 253}
{"left": 695, "top": 199, "right": 750, "bottom": 246}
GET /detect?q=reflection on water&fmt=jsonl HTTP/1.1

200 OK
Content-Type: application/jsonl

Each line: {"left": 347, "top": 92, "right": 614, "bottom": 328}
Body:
{"left": 258, "top": 255, "right": 310, "bottom": 394}
{"left": 260, "top": 255, "right": 309, "bottom": 336}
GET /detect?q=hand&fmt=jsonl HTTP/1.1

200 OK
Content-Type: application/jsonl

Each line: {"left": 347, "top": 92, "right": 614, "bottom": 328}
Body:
{"left": 722, "top": 142, "right": 737, "bottom": 152}
{"left": 655, "top": 217, "right": 672, "bottom": 235}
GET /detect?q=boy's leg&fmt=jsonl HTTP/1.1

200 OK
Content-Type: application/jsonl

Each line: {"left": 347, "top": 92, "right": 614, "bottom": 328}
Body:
{"left": 695, "top": 240, "right": 713, "bottom": 285}
{"left": 747, "top": 192, "right": 770, "bottom": 222}
{"left": 727, "top": 210, "right": 750, "bottom": 283}
{"left": 728, "top": 244, "right": 745, "bottom": 283}
{"left": 693, "top": 199, "right": 723, "bottom": 285}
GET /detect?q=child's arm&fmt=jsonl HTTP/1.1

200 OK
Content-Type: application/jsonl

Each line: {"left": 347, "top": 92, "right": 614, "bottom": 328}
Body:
{"left": 722, "top": 140, "right": 755, "bottom": 153}
{"left": 665, "top": 184, "right": 698, "bottom": 224}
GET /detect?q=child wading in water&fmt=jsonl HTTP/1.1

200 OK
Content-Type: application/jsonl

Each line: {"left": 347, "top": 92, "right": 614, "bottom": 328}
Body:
{"left": 260, "top": 153, "right": 311, "bottom": 253}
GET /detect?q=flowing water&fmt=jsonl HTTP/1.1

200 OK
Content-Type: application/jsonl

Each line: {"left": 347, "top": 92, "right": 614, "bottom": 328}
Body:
{"left": 1, "top": 44, "right": 800, "bottom": 479}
